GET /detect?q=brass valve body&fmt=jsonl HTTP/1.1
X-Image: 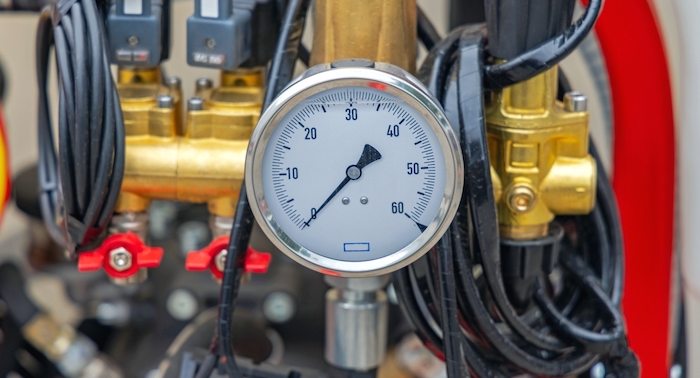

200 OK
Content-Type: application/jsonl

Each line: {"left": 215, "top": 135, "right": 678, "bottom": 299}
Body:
{"left": 115, "top": 67, "right": 264, "bottom": 217}
{"left": 486, "top": 68, "right": 596, "bottom": 240}
{"left": 310, "top": 0, "right": 417, "bottom": 73}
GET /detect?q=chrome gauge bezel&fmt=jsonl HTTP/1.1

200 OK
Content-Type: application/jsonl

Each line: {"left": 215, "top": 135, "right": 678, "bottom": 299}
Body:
{"left": 246, "top": 64, "right": 463, "bottom": 277}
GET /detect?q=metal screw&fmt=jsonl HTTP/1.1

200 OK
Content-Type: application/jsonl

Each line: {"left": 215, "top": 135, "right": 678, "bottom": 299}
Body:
{"left": 215, "top": 250, "right": 227, "bottom": 272}
{"left": 109, "top": 248, "right": 132, "bottom": 271}
{"left": 263, "top": 291, "right": 296, "bottom": 324}
{"left": 127, "top": 35, "right": 139, "bottom": 46}
{"left": 563, "top": 91, "right": 588, "bottom": 112}
{"left": 157, "top": 94, "right": 174, "bottom": 109}
{"left": 205, "top": 38, "right": 216, "bottom": 49}
{"left": 196, "top": 78, "right": 213, "bottom": 92}
{"left": 342, "top": 197, "right": 350, "bottom": 205}
{"left": 590, "top": 362, "right": 605, "bottom": 378}
{"left": 670, "top": 364, "right": 683, "bottom": 378}
{"left": 507, "top": 185, "right": 535, "bottom": 213}
{"left": 165, "top": 76, "right": 181, "bottom": 91}
{"left": 188, "top": 97, "right": 205, "bottom": 111}
{"left": 360, "top": 196, "right": 368, "bottom": 204}
{"left": 166, "top": 289, "right": 198, "bottom": 321}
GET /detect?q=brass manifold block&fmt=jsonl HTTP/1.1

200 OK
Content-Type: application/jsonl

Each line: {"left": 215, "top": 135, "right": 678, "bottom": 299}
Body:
{"left": 485, "top": 67, "right": 596, "bottom": 240}
{"left": 115, "top": 67, "right": 265, "bottom": 217}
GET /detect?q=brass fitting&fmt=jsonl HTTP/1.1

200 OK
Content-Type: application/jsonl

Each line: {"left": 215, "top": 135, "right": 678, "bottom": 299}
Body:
{"left": 485, "top": 67, "right": 596, "bottom": 240}
{"left": 310, "top": 0, "right": 417, "bottom": 73}
{"left": 23, "top": 313, "right": 77, "bottom": 362}
{"left": 115, "top": 67, "right": 264, "bottom": 217}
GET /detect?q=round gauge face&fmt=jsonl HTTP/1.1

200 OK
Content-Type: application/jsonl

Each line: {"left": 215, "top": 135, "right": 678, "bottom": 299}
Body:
{"left": 248, "top": 68, "right": 462, "bottom": 276}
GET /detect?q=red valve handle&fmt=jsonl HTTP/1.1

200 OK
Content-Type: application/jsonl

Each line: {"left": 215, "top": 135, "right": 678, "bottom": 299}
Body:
{"left": 185, "top": 236, "right": 271, "bottom": 279}
{"left": 77, "top": 232, "right": 163, "bottom": 279}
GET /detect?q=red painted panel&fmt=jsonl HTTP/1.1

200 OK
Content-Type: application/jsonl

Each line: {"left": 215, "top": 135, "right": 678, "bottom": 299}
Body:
{"left": 594, "top": 0, "right": 675, "bottom": 376}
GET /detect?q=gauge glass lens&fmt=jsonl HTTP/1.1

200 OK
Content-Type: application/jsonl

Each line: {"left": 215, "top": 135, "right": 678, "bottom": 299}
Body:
{"left": 261, "top": 86, "right": 446, "bottom": 262}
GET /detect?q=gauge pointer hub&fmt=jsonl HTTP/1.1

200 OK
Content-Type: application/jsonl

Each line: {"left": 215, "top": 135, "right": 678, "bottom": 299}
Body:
{"left": 304, "top": 144, "right": 381, "bottom": 227}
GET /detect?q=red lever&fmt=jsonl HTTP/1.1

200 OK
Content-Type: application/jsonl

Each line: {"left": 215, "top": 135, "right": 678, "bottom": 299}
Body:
{"left": 185, "top": 236, "right": 271, "bottom": 279}
{"left": 77, "top": 232, "right": 163, "bottom": 279}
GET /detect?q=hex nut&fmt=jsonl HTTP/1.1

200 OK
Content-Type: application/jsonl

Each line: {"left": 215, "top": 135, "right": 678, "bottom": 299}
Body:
{"left": 109, "top": 248, "right": 133, "bottom": 272}
{"left": 214, "top": 250, "right": 227, "bottom": 272}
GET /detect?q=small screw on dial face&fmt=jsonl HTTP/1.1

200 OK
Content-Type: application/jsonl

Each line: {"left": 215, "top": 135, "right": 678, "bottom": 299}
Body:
{"left": 360, "top": 196, "right": 368, "bottom": 204}
{"left": 342, "top": 197, "right": 350, "bottom": 205}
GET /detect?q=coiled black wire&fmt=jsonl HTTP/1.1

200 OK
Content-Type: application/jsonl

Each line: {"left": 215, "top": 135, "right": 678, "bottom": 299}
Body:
{"left": 395, "top": 21, "right": 639, "bottom": 378}
{"left": 36, "top": 0, "right": 125, "bottom": 253}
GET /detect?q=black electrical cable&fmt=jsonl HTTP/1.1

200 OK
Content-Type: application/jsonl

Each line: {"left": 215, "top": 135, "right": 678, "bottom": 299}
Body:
{"left": 397, "top": 20, "right": 639, "bottom": 377}
{"left": 36, "top": 0, "right": 125, "bottom": 254}
{"left": 435, "top": 234, "right": 469, "bottom": 378}
{"left": 298, "top": 43, "right": 310, "bottom": 67}
{"left": 216, "top": 0, "right": 310, "bottom": 377}
{"left": 0, "top": 264, "right": 39, "bottom": 327}
{"left": 417, "top": 6, "right": 441, "bottom": 52}
{"left": 483, "top": 0, "right": 603, "bottom": 89}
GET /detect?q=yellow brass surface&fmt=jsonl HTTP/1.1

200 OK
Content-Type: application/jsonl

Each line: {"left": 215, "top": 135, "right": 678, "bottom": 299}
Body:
{"left": 221, "top": 67, "right": 265, "bottom": 87}
{"left": 118, "top": 66, "right": 161, "bottom": 84}
{"left": 310, "top": 0, "right": 417, "bottom": 72}
{"left": 486, "top": 68, "right": 596, "bottom": 239}
{"left": 116, "top": 67, "right": 264, "bottom": 216}
{"left": 22, "top": 313, "right": 76, "bottom": 362}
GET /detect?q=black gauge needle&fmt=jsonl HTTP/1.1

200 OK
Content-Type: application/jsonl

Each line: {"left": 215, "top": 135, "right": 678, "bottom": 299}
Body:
{"left": 404, "top": 213, "right": 427, "bottom": 232}
{"left": 304, "top": 144, "right": 382, "bottom": 227}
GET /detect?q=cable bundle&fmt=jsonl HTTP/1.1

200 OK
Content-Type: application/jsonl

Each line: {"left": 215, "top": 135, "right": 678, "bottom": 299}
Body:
{"left": 36, "top": 0, "right": 125, "bottom": 253}
{"left": 400, "top": 14, "right": 640, "bottom": 378}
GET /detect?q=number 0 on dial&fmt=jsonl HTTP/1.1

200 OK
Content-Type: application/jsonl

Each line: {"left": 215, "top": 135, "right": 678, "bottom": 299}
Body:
{"left": 246, "top": 62, "right": 463, "bottom": 277}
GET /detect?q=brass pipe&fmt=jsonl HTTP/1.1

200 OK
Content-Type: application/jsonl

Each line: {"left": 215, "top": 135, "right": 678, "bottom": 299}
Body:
{"left": 310, "top": 0, "right": 417, "bottom": 72}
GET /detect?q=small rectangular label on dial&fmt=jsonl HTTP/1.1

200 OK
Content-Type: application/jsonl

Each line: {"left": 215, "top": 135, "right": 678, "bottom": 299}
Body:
{"left": 343, "top": 242, "right": 370, "bottom": 252}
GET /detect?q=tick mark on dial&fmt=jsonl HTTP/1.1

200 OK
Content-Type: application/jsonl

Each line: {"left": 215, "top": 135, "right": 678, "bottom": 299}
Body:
{"left": 404, "top": 213, "right": 427, "bottom": 232}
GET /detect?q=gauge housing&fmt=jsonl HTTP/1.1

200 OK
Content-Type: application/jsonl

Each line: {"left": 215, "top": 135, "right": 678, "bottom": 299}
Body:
{"left": 246, "top": 61, "right": 463, "bottom": 277}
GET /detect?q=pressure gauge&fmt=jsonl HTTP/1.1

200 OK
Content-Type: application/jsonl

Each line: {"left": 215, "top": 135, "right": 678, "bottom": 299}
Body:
{"left": 246, "top": 60, "right": 463, "bottom": 277}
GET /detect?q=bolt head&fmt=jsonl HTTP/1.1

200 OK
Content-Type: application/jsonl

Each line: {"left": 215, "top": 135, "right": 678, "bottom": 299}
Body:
{"left": 157, "top": 94, "right": 174, "bottom": 109}
{"left": 127, "top": 35, "right": 139, "bottom": 46}
{"left": 214, "top": 250, "right": 227, "bottom": 272}
{"left": 563, "top": 91, "right": 588, "bottom": 112}
{"left": 507, "top": 185, "right": 536, "bottom": 213}
{"left": 109, "top": 247, "right": 133, "bottom": 272}
{"left": 205, "top": 38, "right": 216, "bottom": 49}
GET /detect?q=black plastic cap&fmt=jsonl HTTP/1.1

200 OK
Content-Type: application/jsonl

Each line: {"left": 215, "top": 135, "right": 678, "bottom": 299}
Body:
{"left": 485, "top": 0, "right": 575, "bottom": 59}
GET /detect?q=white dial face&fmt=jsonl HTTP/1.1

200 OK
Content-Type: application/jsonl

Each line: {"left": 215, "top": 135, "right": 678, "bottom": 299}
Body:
{"left": 261, "top": 86, "right": 447, "bottom": 263}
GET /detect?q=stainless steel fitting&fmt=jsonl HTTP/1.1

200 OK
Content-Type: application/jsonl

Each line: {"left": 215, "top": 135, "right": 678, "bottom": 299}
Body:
{"left": 324, "top": 276, "right": 389, "bottom": 371}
